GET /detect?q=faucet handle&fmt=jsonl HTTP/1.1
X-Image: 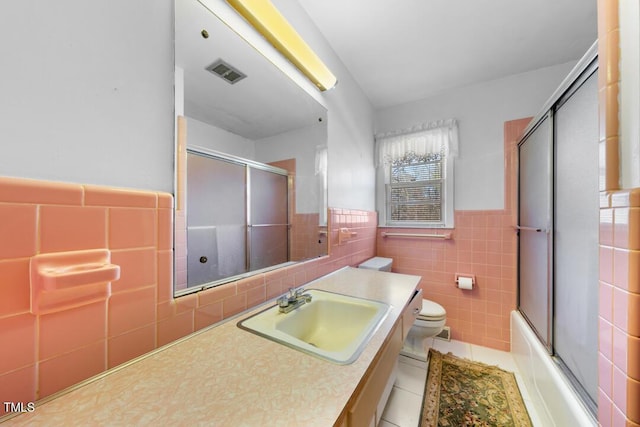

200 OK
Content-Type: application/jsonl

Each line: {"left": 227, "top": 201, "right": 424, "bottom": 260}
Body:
{"left": 277, "top": 296, "right": 289, "bottom": 308}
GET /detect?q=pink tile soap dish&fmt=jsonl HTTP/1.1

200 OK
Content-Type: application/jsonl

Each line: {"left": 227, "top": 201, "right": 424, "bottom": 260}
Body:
{"left": 31, "top": 249, "right": 120, "bottom": 314}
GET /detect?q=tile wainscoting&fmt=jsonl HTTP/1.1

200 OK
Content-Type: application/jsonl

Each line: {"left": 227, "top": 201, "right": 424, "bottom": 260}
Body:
{"left": 0, "top": 175, "right": 378, "bottom": 414}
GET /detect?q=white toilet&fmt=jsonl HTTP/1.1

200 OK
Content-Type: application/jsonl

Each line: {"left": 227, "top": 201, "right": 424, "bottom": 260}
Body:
{"left": 358, "top": 257, "right": 447, "bottom": 361}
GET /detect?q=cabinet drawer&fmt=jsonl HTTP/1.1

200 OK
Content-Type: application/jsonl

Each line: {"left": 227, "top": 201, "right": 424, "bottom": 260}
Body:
{"left": 348, "top": 322, "right": 402, "bottom": 427}
{"left": 402, "top": 288, "right": 422, "bottom": 341}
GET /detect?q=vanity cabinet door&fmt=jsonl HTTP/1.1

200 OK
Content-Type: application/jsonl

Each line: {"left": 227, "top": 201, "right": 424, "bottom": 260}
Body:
{"left": 347, "top": 322, "right": 403, "bottom": 427}
{"left": 402, "top": 289, "right": 422, "bottom": 341}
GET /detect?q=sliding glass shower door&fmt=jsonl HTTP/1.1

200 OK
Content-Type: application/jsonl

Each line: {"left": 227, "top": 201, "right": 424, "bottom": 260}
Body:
{"left": 248, "top": 167, "right": 289, "bottom": 270}
{"left": 517, "top": 60, "right": 599, "bottom": 409}
{"left": 518, "top": 115, "right": 553, "bottom": 348}
{"left": 186, "top": 150, "right": 289, "bottom": 288}
{"left": 552, "top": 69, "right": 599, "bottom": 403}
{"left": 186, "top": 153, "right": 246, "bottom": 286}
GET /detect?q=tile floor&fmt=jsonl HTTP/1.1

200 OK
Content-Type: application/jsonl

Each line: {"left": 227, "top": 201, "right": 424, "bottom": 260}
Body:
{"left": 380, "top": 338, "right": 544, "bottom": 427}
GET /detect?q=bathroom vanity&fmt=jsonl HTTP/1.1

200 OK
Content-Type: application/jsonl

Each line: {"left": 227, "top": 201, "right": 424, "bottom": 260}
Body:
{"left": 2, "top": 267, "right": 421, "bottom": 427}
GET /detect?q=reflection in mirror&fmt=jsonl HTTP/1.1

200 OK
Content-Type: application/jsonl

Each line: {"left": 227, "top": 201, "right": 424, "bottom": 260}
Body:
{"left": 175, "top": 0, "right": 329, "bottom": 296}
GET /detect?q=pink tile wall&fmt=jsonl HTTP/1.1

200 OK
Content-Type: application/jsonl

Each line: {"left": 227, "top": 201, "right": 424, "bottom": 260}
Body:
{"left": 597, "top": 1, "right": 640, "bottom": 425}
{"left": 0, "top": 177, "right": 173, "bottom": 415}
{"left": 600, "top": 191, "right": 640, "bottom": 427}
{"left": 291, "top": 213, "right": 327, "bottom": 261}
{"left": 0, "top": 174, "right": 377, "bottom": 415}
{"left": 376, "top": 118, "right": 530, "bottom": 351}
{"left": 377, "top": 211, "right": 516, "bottom": 351}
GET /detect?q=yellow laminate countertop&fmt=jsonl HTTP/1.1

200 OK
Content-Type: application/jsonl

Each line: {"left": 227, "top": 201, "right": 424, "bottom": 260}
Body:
{"left": 3, "top": 267, "right": 420, "bottom": 427}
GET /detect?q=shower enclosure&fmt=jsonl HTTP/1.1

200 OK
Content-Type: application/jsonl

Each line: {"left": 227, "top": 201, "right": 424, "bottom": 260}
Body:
{"left": 517, "top": 54, "right": 599, "bottom": 413}
{"left": 186, "top": 149, "right": 289, "bottom": 288}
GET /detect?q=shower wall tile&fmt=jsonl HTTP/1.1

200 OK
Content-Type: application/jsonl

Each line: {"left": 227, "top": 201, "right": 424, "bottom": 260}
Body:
{"left": 601, "top": 189, "right": 640, "bottom": 426}
{"left": 614, "top": 208, "right": 640, "bottom": 250}
{"left": 613, "top": 325, "right": 629, "bottom": 374}
{"left": 628, "top": 377, "right": 640, "bottom": 424}
{"left": 601, "top": 281, "right": 614, "bottom": 323}
{"left": 597, "top": 0, "right": 639, "bottom": 423}
{"left": 601, "top": 246, "right": 614, "bottom": 284}
{"left": 629, "top": 293, "right": 640, "bottom": 336}
{"left": 599, "top": 390, "right": 614, "bottom": 427}
{"left": 601, "top": 317, "right": 614, "bottom": 361}
{"left": 600, "top": 352, "right": 614, "bottom": 399}
{"left": 613, "top": 288, "right": 629, "bottom": 333}
{"left": 613, "top": 248, "right": 633, "bottom": 290}
{"left": 628, "top": 335, "right": 640, "bottom": 381}
{"left": 612, "top": 365, "right": 628, "bottom": 415}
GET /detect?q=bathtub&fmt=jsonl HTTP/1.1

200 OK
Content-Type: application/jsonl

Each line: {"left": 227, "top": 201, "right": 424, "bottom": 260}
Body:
{"left": 510, "top": 311, "right": 597, "bottom": 427}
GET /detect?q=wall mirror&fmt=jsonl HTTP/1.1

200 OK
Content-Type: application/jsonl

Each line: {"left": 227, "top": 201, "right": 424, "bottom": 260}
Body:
{"left": 174, "top": 0, "right": 329, "bottom": 296}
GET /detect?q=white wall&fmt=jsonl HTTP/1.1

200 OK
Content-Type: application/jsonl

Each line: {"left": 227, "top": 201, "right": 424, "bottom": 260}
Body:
{"left": 375, "top": 62, "right": 576, "bottom": 210}
{"left": 187, "top": 117, "right": 255, "bottom": 159}
{"left": 0, "top": 1, "right": 175, "bottom": 192}
{"left": 255, "top": 123, "right": 326, "bottom": 214}
{"left": 0, "top": 0, "right": 375, "bottom": 211}
{"left": 267, "top": 0, "right": 377, "bottom": 211}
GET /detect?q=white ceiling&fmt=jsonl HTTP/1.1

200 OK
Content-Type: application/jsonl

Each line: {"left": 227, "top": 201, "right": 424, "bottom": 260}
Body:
{"left": 176, "top": 0, "right": 326, "bottom": 140}
{"left": 298, "top": 0, "right": 598, "bottom": 109}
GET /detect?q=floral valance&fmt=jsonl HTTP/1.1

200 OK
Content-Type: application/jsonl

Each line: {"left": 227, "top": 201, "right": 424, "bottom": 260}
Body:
{"left": 375, "top": 119, "right": 459, "bottom": 168}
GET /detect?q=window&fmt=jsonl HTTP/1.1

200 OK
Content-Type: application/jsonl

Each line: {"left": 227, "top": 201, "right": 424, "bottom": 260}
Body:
{"left": 389, "top": 152, "right": 443, "bottom": 222}
{"left": 376, "top": 120, "right": 457, "bottom": 228}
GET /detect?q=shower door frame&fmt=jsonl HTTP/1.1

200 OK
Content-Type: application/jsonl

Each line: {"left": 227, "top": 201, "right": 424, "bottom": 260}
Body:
{"left": 516, "top": 43, "right": 599, "bottom": 414}
{"left": 185, "top": 146, "right": 292, "bottom": 291}
{"left": 516, "top": 112, "right": 554, "bottom": 352}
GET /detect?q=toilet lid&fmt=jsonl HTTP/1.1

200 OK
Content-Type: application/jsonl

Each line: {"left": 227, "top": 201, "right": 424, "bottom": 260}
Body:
{"left": 419, "top": 299, "right": 446, "bottom": 320}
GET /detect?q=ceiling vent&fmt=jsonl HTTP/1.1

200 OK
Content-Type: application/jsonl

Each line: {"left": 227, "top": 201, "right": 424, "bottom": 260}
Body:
{"left": 206, "top": 59, "right": 247, "bottom": 84}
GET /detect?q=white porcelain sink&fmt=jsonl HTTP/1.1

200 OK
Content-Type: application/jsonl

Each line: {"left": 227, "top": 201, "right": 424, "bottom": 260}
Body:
{"left": 237, "top": 289, "right": 391, "bottom": 364}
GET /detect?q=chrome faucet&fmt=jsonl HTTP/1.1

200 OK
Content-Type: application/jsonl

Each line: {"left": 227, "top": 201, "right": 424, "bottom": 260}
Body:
{"left": 277, "top": 288, "right": 312, "bottom": 313}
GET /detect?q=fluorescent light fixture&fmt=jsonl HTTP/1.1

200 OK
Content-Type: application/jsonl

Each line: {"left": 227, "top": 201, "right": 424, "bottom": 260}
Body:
{"left": 225, "top": 0, "right": 337, "bottom": 91}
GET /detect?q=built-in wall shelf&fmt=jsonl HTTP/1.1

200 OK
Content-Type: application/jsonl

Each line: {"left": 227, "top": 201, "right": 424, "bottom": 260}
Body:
{"left": 30, "top": 249, "right": 120, "bottom": 314}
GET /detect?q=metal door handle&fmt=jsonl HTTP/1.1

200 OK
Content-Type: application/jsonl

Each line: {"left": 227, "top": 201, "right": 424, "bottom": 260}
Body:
{"left": 515, "top": 225, "right": 546, "bottom": 233}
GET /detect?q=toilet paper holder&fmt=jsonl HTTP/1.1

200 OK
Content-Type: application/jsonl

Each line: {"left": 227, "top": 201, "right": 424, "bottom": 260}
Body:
{"left": 455, "top": 273, "right": 475, "bottom": 289}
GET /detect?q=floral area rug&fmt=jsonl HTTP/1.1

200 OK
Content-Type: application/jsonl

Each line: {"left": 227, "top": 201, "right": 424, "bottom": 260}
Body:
{"left": 420, "top": 349, "right": 533, "bottom": 427}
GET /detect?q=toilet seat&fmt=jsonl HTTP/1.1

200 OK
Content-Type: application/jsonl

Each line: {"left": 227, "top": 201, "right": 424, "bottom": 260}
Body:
{"left": 418, "top": 299, "right": 446, "bottom": 321}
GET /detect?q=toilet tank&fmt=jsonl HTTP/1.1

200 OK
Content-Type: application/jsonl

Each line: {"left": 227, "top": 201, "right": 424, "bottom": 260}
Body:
{"left": 358, "top": 257, "right": 393, "bottom": 272}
